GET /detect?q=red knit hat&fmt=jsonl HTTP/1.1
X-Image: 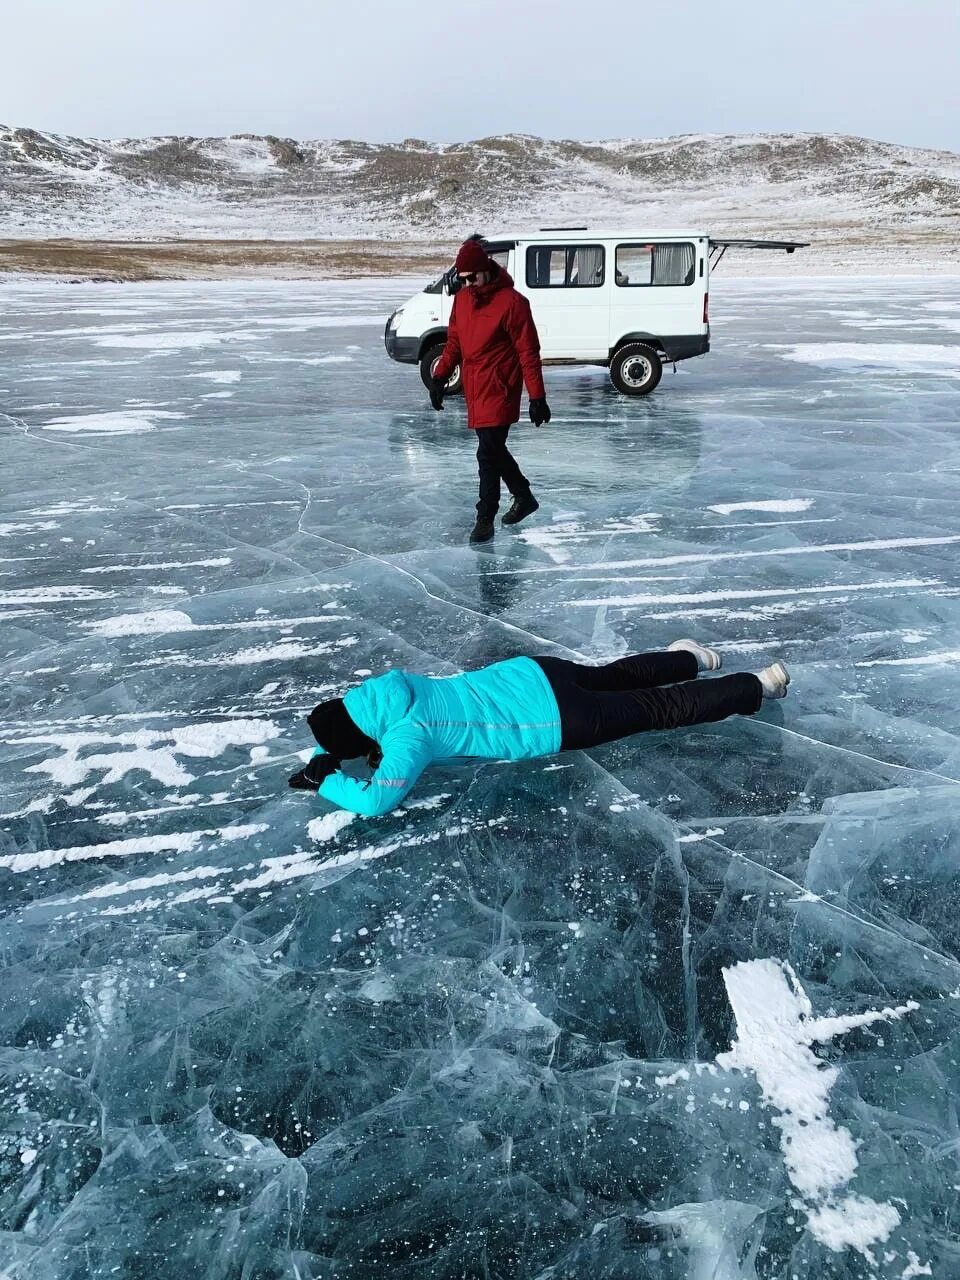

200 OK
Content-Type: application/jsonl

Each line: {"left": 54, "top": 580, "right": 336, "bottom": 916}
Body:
{"left": 455, "top": 239, "right": 494, "bottom": 274}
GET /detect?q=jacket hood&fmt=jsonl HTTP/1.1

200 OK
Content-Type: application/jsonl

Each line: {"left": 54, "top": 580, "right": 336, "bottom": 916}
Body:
{"left": 467, "top": 265, "right": 513, "bottom": 307}
{"left": 343, "top": 669, "right": 414, "bottom": 741}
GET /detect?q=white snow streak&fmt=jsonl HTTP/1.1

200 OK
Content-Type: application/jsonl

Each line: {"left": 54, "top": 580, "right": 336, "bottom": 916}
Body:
{"left": 718, "top": 958, "right": 916, "bottom": 1261}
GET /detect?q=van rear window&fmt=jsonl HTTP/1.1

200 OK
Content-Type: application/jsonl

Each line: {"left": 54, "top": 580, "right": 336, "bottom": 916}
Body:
{"left": 526, "top": 245, "right": 605, "bottom": 289}
{"left": 615, "top": 243, "right": 696, "bottom": 287}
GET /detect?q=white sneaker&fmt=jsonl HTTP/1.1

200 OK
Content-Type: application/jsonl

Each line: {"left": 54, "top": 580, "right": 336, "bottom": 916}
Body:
{"left": 668, "top": 638, "right": 722, "bottom": 672}
{"left": 755, "top": 662, "right": 790, "bottom": 699}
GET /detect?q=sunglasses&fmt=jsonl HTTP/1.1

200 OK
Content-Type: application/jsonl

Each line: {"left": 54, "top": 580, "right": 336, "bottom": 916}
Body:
{"left": 458, "top": 271, "right": 482, "bottom": 283}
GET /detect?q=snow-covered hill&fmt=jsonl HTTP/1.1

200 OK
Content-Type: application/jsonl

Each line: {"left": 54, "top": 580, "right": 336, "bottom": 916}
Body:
{"left": 3, "top": 125, "right": 960, "bottom": 253}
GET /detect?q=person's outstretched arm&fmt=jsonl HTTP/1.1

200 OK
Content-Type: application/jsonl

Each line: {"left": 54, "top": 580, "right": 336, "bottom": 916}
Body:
{"left": 317, "top": 722, "right": 433, "bottom": 817}
{"left": 432, "top": 298, "right": 462, "bottom": 384}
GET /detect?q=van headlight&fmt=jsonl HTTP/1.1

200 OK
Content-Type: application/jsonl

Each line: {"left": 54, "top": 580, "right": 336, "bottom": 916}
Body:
{"left": 389, "top": 309, "right": 404, "bottom": 330}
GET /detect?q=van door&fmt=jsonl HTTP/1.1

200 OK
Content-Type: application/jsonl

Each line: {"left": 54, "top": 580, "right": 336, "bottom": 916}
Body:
{"left": 610, "top": 239, "right": 706, "bottom": 356}
{"left": 518, "top": 242, "right": 610, "bottom": 360}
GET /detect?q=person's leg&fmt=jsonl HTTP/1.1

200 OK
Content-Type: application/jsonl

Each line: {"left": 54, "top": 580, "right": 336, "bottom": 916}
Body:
{"left": 495, "top": 425, "right": 531, "bottom": 499}
{"left": 476, "top": 427, "right": 509, "bottom": 519}
{"left": 546, "top": 669, "right": 764, "bottom": 751}
{"left": 561, "top": 650, "right": 701, "bottom": 692}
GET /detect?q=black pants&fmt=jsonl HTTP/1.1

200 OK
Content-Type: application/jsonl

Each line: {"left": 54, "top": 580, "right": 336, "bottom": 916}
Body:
{"left": 476, "top": 426, "right": 530, "bottom": 518}
{"left": 533, "top": 651, "right": 763, "bottom": 751}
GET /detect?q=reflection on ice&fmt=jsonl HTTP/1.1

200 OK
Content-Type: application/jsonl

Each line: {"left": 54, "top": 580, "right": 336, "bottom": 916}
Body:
{"left": 1, "top": 276, "right": 960, "bottom": 1277}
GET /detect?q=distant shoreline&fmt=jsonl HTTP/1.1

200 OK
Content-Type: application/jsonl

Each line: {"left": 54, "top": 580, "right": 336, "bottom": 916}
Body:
{"left": 0, "top": 239, "right": 456, "bottom": 283}
{"left": 1, "top": 234, "right": 956, "bottom": 282}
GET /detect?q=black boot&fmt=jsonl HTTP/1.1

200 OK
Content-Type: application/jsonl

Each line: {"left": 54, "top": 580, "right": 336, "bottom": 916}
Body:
{"left": 470, "top": 514, "right": 495, "bottom": 544}
{"left": 502, "top": 491, "right": 539, "bottom": 526}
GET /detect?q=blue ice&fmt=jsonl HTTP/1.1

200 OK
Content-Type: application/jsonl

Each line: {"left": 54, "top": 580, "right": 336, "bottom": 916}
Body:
{"left": 1, "top": 275, "right": 960, "bottom": 1277}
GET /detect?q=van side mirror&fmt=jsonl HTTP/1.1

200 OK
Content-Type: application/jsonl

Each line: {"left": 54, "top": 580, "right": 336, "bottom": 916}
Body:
{"left": 445, "top": 267, "right": 461, "bottom": 296}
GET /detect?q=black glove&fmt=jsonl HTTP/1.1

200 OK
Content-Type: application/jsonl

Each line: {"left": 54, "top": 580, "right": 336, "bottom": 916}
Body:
{"left": 529, "top": 397, "right": 551, "bottom": 427}
{"left": 429, "top": 377, "right": 445, "bottom": 411}
{"left": 288, "top": 753, "right": 338, "bottom": 792}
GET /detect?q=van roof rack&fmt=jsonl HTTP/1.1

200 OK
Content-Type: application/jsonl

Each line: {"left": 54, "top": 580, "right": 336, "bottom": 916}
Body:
{"left": 538, "top": 225, "right": 589, "bottom": 231}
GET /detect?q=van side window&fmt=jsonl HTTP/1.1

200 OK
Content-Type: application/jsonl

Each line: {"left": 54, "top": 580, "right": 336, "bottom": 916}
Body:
{"left": 483, "top": 240, "right": 515, "bottom": 272}
{"left": 615, "top": 242, "right": 696, "bottom": 287}
{"left": 526, "top": 245, "right": 605, "bottom": 289}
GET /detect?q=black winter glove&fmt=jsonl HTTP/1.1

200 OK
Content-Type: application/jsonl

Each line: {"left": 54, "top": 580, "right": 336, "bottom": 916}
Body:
{"left": 529, "top": 397, "right": 551, "bottom": 427}
{"left": 288, "top": 753, "right": 339, "bottom": 792}
{"left": 429, "top": 377, "right": 445, "bottom": 411}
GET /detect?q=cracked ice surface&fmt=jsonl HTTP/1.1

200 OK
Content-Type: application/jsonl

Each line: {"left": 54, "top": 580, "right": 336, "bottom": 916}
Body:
{"left": 1, "top": 275, "right": 960, "bottom": 1278}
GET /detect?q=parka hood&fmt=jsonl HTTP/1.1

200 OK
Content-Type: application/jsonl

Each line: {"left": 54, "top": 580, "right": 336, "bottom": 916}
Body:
{"left": 467, "top": 265, "right": 513, "bottom": 307}
{"left": 343, "top": 669, "right": 415, "bottom": 741}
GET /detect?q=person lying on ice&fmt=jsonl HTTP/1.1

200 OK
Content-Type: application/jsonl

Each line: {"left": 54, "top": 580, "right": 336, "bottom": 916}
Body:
{"left": 288, "top": 641, "right": 789, "bottom": 818}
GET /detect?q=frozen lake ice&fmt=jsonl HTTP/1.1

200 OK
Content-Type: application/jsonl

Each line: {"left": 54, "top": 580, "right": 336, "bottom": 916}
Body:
{"left": 1, "top": 274, "right": 960, "bottom": 1278}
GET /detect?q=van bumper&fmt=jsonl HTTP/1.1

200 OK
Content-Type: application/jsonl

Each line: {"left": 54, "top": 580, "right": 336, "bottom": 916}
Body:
{"left": 662, "top": 333, "right": 710, "bottom": 362}
{"left": 384, "top": 317, "right": 420, "bottom": 364}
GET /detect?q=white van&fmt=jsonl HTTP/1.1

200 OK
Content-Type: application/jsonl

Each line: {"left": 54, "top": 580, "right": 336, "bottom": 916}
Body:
{"left": 384, "top": 229, "right": 806, "bottom": 396}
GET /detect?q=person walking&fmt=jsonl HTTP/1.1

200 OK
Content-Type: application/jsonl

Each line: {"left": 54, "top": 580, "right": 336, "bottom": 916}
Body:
{"left": 288, "top": 640, "right": 790, "bottom": 817}
{"left": 430, "top": 238, "right": 551, "bottom": 545}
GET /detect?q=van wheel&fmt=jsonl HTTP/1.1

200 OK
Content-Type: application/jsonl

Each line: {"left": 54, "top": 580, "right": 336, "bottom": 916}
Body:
{"left": 420, "top": 344, "right": 463, "bottom": 396}
{"left": 610, "top": 343, "right": 662, "bottom": 396}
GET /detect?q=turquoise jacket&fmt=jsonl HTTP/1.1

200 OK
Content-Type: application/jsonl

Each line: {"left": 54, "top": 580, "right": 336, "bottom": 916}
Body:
{"left": 314, "top": 657, "right": 562, "bottom": 817}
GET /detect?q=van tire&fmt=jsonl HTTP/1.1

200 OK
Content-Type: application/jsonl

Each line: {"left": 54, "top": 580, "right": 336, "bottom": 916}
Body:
{"left": 610, "top": 343, "right": 662, "bottom": 396}
{"left": 420, "top": 344, "right": 463, "bottom": 396}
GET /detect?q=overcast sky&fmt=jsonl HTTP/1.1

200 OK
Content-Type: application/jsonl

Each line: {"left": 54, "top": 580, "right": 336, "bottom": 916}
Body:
{"left": 5, "top": 0, "right": 959, "bottom": 152}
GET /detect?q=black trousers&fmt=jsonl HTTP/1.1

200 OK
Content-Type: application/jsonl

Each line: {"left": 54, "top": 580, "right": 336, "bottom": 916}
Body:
{"left": 475, "top": 426, "right": 530, "bottom": 518}
{"left": 533, "top": 651, "right": 763, "bottom": 751}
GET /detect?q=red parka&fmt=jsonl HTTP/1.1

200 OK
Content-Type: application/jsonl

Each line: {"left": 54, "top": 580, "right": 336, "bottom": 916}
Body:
{"left": 433, "top": 268, "right": 546, "bottom": 429}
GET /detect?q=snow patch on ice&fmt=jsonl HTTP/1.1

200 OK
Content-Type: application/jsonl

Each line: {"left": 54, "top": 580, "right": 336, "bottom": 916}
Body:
{"left": 0, "top": 823, "right": 268, "bottom": 874}
{"left": 185, "top": 369, "right": 242, "bottom": 383}
{"left": 402, "top": 792, "right": 452, "bottom": 812}
{"left": 708, "top": 498, "right": 814, "bottom": 516}
{"left": 138, "top": 636, "right": 357, "bottom": 668}
{"left": 524, "top": 535, "right": 960, "bottom": 576}
{"left": 900, "top": 1250, "right": 933, "bottom": 1278}
{"left": 718, "top": 958, "right": 916, "bottom": 1260}
{"left": 771, "top": 342, "right": 960, "bottom": 379}
{"left": 518, "top": 513, "right": 662, "bottom": 564}
{"left": 84, "top": 609, "right": 347, "bottom": 637}
{"left": 51, "top": 863, "right": 228, "bottom": 909}
{"left": 19, "top": 719, "right": 281, "bottom": 791}
{"left": 91, "top": 330, "right": 252, "bottom": 351}
{"left": 41, "top": 409, "right": 186, "bottom": 435}
{"left": 856, "top": 649, "right": 960, "bottom": 668}
{"left": 85, "top": 609, "right": 195, "bottom": 635}
{"left": 805, "top": 1198, "right": 903, "bottom": 1259}
{"left": 307, "top": 811, "right": 355, "bottom": 842}
{"left": 1, "top": 584, "right": 114, "bottom": 606}
{"left": 80, "top": 557, "right": 231, "bottom": 574}
{"left": 655, "top": 1067, "right": 691, "bottom": 1087}
{"left": 0, "top": 520, "right": 59, "bottom": 537}
{"left": 568, "top": 578, "right": 934, "bottom": 610}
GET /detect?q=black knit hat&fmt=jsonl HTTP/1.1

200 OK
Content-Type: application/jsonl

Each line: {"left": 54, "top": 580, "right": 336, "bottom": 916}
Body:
{"left": 306, "top": 698, "right": 377, "bottom": 760}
